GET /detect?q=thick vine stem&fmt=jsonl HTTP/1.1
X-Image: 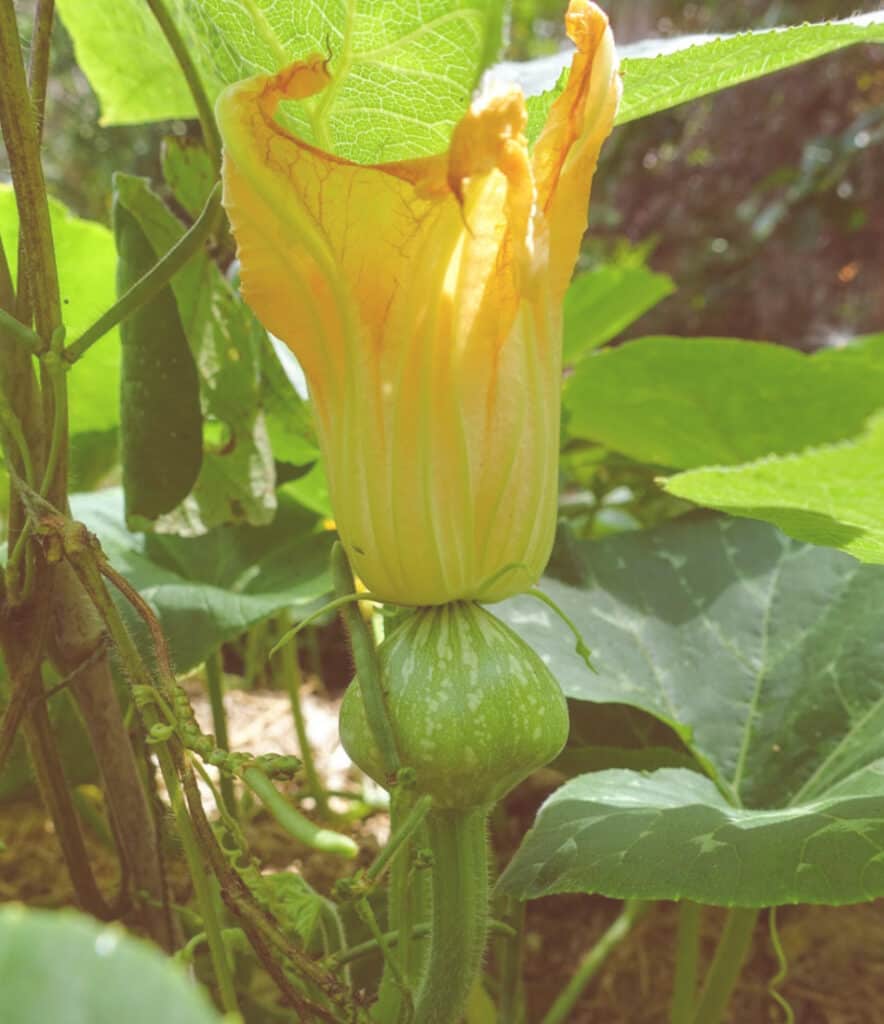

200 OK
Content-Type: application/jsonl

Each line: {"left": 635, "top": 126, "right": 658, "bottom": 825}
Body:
{"left": 0, "top": 0, "right": 62, "bottom": 345}
{"left": 412, "top": 808, "right": 491, "bottom": 1024}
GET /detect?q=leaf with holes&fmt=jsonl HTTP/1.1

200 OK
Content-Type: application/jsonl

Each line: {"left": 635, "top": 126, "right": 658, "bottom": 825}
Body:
{"left": 495, "top": 515, "right": 884, "bottom": 905}
{"left": 56, "top": 0, "right": 505, "bottom": 163}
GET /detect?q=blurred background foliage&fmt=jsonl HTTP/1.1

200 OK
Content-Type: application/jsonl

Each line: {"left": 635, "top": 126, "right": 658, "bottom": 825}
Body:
{"left": 2, "top": 0, "right": 881, "bottom": 351}
{"left": 510, "top": 0, "right": 884, "bottom": 348}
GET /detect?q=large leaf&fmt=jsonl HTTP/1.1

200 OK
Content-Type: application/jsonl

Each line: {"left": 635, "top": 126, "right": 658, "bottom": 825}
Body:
{"left": 616, "top": 13, "right": 884, "bottom": 125}
{"left": 113, "top": 174, "right": 275, "bottom": 533}
{"left": 665, "top": 413, "right": 884, "bottom": 565}
{"left": 57, "top": 0, "right": 505, "bottom": 162}
{"left": 0, "top": 906, "right": 222, "bottom": 1024}
{"left": 497, "top": 763, "right": 884, "bottom": 907}
{"left": 0, "top": 187, "right": 119, "bottom": 436}
{"left": 563, "top": 267, "right": 674, "bottom": 364}
{"left": 496, "top": 515, "right": 884, "bottom": 905}
{"left": 564, "top": 334, "right": 884, "bottom": 467}
{"left": 501, "top": 516, "right": 884, "bottom": 807}
{"left": 71, "top": 487, "right": 333, "bottom": 672}
{"left": 516, "top": 13, "right": 884, "bottom": 142}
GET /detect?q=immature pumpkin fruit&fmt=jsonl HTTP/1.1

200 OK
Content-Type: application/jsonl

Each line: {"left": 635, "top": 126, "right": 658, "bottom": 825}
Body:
{"left": 340, "top": 602, "right": 569, "bottom": 809}
{"left": 341, "top": 600, "right": 568, "bottom": 1024}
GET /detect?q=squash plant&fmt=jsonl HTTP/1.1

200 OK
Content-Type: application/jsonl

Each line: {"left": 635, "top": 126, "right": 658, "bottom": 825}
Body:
{"left": 0, "top": 1, "right": 883, "bottom": 1022}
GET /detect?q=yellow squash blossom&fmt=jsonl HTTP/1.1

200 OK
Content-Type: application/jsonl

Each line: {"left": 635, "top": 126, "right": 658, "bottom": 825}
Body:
{"left": 216, "top": 0, "right": 620, "bottom": 606}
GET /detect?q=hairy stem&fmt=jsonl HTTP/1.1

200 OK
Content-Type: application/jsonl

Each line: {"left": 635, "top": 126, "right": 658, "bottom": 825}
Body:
{"left": 155, "top": 742, "right": 239, "bottom": 1014}
{"left": 48, "top": 560, "right": 177, "bottom": 950}
{"left": 0, "top": 0, "right": 61, "bottom": 344}
{"left": 277, "top": 621, "right": 328, "bottom": 817}
{"left": 204, "top": 649, "right": 236, "bottom": 817}
{"left": 1, "top": 609, "right": 111, "bottom": 918}
{"left": 412, "top": 808, "right": 490, "bottom": 1024}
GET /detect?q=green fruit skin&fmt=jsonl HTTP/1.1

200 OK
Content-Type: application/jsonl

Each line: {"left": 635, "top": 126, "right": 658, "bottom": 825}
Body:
{"left": 339, "top": 601, "right": 569, "bottom": 810}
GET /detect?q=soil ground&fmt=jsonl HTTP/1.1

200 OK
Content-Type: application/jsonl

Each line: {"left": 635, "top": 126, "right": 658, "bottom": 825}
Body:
{"left": 2, "top": 681, "right": 883, "bottom": 1023}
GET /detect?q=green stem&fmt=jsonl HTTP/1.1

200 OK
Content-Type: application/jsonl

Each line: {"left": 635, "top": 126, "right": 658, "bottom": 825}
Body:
{"left": 37, "top": 338, "right": 66, "bottom": 497}
{"left": 242, "top": 765, "right": 357, "bottom": 858}
{"left": 154, "top": 740, "right": 240, "bottom": 1015}
{"left": 374, "top": 792, "right": 428, "bottom": 1024}
{"left": 242, "top": 619, "right": 267, "bottom": 689}
{"left": 23, "top": 690, "right": 113, "bottom": 918}
{"left": 365, "top": 794, "right": 431, "bottom": 886}
{"left": 334, "top": 919, "right": 515, "bottom": 970}
{"left": 25, "top": 0, "right": 54, "bottom": 138}
{"left": 204, "top": 650, "right": 236, "bottom": 817}
{"left": 62, "top": 183, "right": 222, "bottom": 364}
{"left": 144, "top": 0, "right": 222, "bottom": 171}
{"left": 59, "top": 537, "right": 238, "bottom": 1012}
{"left": 0, "top": 394, "right": 34, "bottom": 487}
{"left": 332, "top": 543, "right": 400, "bottom": 781}
{"left": 689, "top": 908, "right": 759, "bottom": 1024}
{"left": 670, "top": 902, "right": 702, "bottom": 1023}
{"left": 413, "top": 808, "right": 490, "bottom": 1024}
{"left": 496, "top": 896, "right": 526, "bottom": 1024}
{"left": 268, "top": 590, "right": 381, "bottom": 659}
{"left": 59, "top": 525, "right": 348, "bottom": 1020}
{"left": 0, "top": 307, "right": 40, "bottom": 353}
{"left": 0, "top": 0, "right": 62, "bottom": 344}
{"left": 277, "top": 621, "right": 328, "bottom": 816}
{"left": 542, "top": 900, "right": 646, "bottom": 1024}
{"left": 357, "top": 896, "right": 410, "bottom": 1005}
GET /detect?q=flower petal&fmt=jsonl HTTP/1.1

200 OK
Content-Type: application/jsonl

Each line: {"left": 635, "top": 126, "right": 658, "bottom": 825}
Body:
{"left": 532, "top": 0, "right": 621, "bottom": 301}
{"left": 217, "top": 56, "right": 562, "bottom": 604}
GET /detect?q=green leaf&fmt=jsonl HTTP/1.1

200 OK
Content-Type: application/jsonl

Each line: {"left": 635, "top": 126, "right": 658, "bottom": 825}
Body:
{"left": 281, "top": 462, "right": 333, "bottom": 520}
{"left": 261, "top": 337, "right": 320, "bottom": 467}
{"left": 0, "top": 186, "right": 119, "bottom": 436}
{"left": 564, "top": 335, "right": 884, "bottom": 467}
{"left": 54, "top": 0, "right": 194, "bottom": 124}
{"left": 497, "top": 763, "right": 884, "bottom": 907}
{"left": 114, "top": 185, "right": 203, "bottom": 521}
{"left": 71, "top": 487, "right": 333, "bottom": 673}
{"left": 563, "top": 268, "right": 674, "bottom": 364}
{"left": 665, "top": 412, "right": 884, "bottom": 564}
{"left": 113, "top": 173, "right": 276, "bottom": 533}
{"left": 0, "top": 906, "right": 222, "bottom": 1024}
{"left": 57, "top": 0, "right": 506, "bottom": 162}
{"left": 554, "top": 701, "right": 698, "bottom": 778}
{"left": 496, "top": 515, "right": 884, "bottom": 906}
{"left": 161, "top": 137, "right": 216, "bottom": 219}
{"left": 522, "top": 13, "right": 884, "bottom": 136}
{"left": 498, "top": 516, "right": 884, "bottom": 809}
{"left": 615, "top": 14, "right": 884, "bottom": 126}
{"left": 262, "top": 872, "right": 325, "bottom": 947}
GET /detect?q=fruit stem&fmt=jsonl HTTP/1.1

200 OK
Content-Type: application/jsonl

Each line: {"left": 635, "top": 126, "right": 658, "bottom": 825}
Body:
{"left": 413, "top": 807, "right": 490, "bottom": 1024}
